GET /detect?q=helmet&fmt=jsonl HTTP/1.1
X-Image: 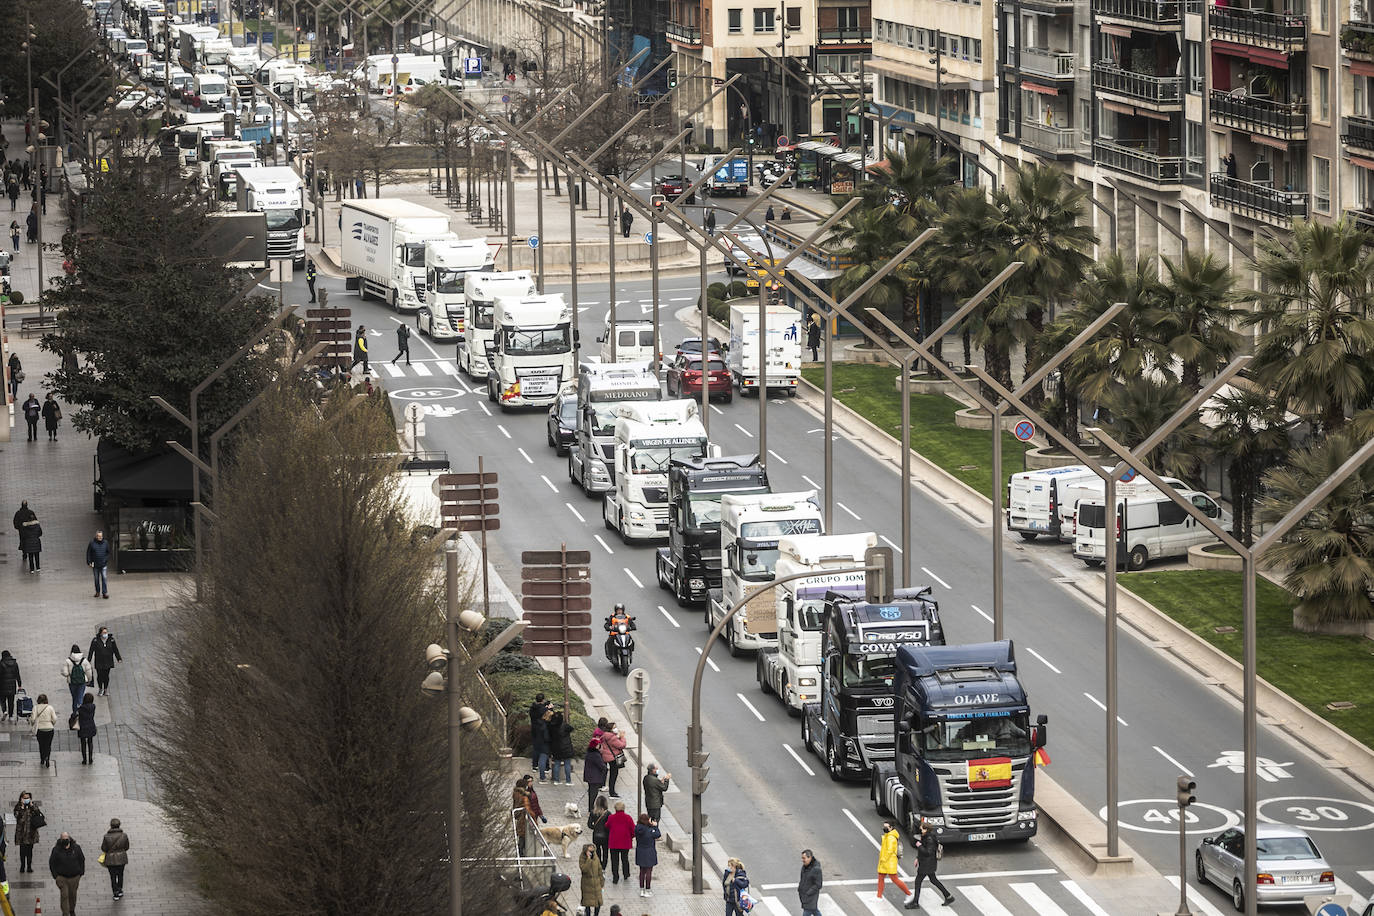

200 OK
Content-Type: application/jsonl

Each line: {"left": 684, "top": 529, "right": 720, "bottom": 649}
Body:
{"left": 613, "top": 604, "right": 625, "bottom": 613}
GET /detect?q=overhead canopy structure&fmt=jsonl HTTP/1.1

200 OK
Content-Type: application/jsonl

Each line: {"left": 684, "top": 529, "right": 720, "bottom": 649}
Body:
{"left": 410, "top": 31, "right": 458, "bottom": 54}
{"left": 97, "top": 440, "right": 194, "bottom": 501}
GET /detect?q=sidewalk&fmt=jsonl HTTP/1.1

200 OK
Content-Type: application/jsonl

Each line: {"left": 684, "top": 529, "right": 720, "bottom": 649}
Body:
{"left": 0, "top": 116, "right": 208, "bottom": 914}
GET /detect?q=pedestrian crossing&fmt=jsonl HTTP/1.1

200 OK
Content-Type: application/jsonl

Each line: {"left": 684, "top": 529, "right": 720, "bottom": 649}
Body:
{"left": 744, "top": 879, "right": 1118, "bottom": 916}
{"left": 370, "top": 359, "right": 464, "bottom": 380}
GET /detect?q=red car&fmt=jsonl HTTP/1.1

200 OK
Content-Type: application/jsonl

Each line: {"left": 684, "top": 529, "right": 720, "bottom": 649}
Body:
{"left": 666, "top": 354, "right": 731, "bottom": 402}
{"left": 655, "top": 174, "right": 695, "bottom": 203}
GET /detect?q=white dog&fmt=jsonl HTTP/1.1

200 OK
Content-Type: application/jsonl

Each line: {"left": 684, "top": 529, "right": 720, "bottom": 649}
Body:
{"left": 563, "top": 801, "right": 580, "bottom": 818}
{"left": 539, "top": 822, "right": 584, "bottom": 857}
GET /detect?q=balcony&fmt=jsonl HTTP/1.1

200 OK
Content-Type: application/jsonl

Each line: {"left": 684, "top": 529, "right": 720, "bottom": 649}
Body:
{"left": 1209, "top": 90, "right": 1307, "bottom": 140}
{"left": 1092, "top": 63, "right": 1184, "bottom": 107}
{"left": 665, "top": 20, "right": 702, "bottom": 46}
{"left": 817, "top": 27, "right": 872, "bottom": 43}
{"left": 1092, "top": 0, "right": 1181, "bottom": 26}
{"left": 1347, "top": 207, "right": 1374, "bottom": 231}
{"left": 1209, "top": 5, "right": 1306, "bottom": 54}
{"left": 1210, "top": 173, "right": 1307, "bottom": 224}
{"left": 1020, "top": 119, "right": 1083, "bottom": 155}
{"left": 1341, "top": 20, "right": 1374, "bottom": 58}
{"left": 1343, "top": 115, "right": 1374, "bottom": 153}
{"left": 1094, "top": 138, "right": 1185, "bottom": 183}
{"left": 1019, "top": 47, "right": 1076, "bottom": 79}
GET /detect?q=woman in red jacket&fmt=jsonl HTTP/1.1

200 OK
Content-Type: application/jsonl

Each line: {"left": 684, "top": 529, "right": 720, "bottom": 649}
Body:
{"left": 605, "top": 800, "right": 636, "bottom": 886}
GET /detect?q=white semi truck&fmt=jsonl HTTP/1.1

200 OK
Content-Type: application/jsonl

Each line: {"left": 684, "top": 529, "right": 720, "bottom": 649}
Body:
{"left": 418, "top": 237, "right": 495, "bottom": 340}
{"left": 727, "top": 302, "right": 803, "bottom": 397}
{"left": 234, "top": 166, "right": 306, "bottom": 268}
{"left": 708, "top": 491, "right": 823, "bottom": 655}
{"left": 756, "top": 533, "right": 875, "bottom": 713}
{"left": 567, "top": 361, "right": 662, "bottom": 496}
{"left": 486, "top": 294, "right": 575, "bottom": 409}
{"left": 459, "top": 271, "right": 536, "bottom": 379}
{"left": 602, "top": 400, "right": 707, "bottom": 542}
{"left": 339, "top": 200, "right": 452, "bottom": 312}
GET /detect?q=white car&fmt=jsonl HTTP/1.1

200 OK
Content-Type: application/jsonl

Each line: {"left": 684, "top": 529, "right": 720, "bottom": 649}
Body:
{"left": 1196, "top": 824, "right": 1335, "bottom": 911}
{"left": 417, "top": 303, "right": 459, "bottom": 340}
{"left": 114, "top": 90, "right": 149, "bottom": 111}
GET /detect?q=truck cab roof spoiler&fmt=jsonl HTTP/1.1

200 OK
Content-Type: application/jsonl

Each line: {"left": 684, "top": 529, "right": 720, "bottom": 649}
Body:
{"left": 897, "top": 640, "right": 1016, "bottom": 676}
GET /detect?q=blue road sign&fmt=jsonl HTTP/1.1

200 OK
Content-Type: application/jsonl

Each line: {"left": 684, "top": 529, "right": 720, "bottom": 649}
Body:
{"left": 528, "top": 235, "right": 540, "bottom": 249}
{"left": 464, "top": 57, "right": 482, "bottom": 75}
{"left": 391, "top": 55, "right": 399, "bottom": 64}
{"left": 1315, "top": 904, "right": 1348, "bottom": 916}
{"left": 1014, "top": 420, "right": 1035, "bottom": 442}
{"left": 644, "top": 231, "right": 654, "bottom": 245}
{"left": 501, "top": 94, "right": 510, "bottom": 104}
{"left": 1120, "top": 468, "right": 1138, "bottom": 483}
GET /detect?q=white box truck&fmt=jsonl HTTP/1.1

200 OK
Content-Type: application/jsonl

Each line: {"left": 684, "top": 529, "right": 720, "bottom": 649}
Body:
{"left": 234, "top": 166, "right": 306, "bottom": 268}
{"left": 339, "top": 199, "right": 452, "bottom": 312}
{"left": 486, "top": 294, "right": 575, "bottom": 409}
{"left": 418, "top": 237, "right": 495, "bottom": 341}
{"left": 727, "top": 302, "right": 803, "bottom": 397}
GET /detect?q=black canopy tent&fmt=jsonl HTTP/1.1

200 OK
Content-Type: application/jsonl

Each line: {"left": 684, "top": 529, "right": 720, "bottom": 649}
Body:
{"left": 94, "top": 440, "right": 194, "bottom": 572}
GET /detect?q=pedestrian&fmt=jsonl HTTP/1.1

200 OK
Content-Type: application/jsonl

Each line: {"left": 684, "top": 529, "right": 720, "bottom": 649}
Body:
{"left": 87, "top": 627, "right": 123, "bottom": 696}
{"left": 906, "top": 818, "right": 955, "bottom": 909}
{"left": 582, "top": 740, "right": 608, "bottom": 822}
{"left": 86, "top": 530, "right": 111, "bottom": 598}
{"left": 39, "top": 182, "right": 46, "bottom": 215}
{"left": 14, "top": 500, "right": 40, "bottom": 571}
{"left": 620, "top": 207, "right": 634, "bottom": 239}
{"left": 6, "top": 352, "right": 20, "bottom": 401}
{"left": 524, "top": 774, "right": 546, "bottom": 827}
{"left": 62, "top": 646, "right": 93, "bottom": 715}
{"left": 642, "top": 763, "right": 669, "bottom": 823}
{"left": 798, "top": 849, "right": 823, "bottom": 916}
{"left": 0, "top": 651, "right": 21, "bottom": 717}
{"left": 528, "top": 692, "right": 549, "bottom": 765}
{"left": 6, "top": 180, "right": 17, "bottom": 211}
{"left": 532, "top": 708, "right": 551, "bottom": 780}
{"left": 49, "top": 831, "right": 85, "bottom": 916}
{"left": 588, "top": 794, "right": 610, "bottom": 867}
{"left": 705, "top": 208, "right": 716, "bottom": 236}
{"left": 100, "top": 818, "right": 129, "bottom": 900}
{"left": 633, "top": 812, "right": 660, "bottom": 898}
{"left": 305, "top": 257, "right": 317, "bottom": 301}
{"left": 22, "top": 393, "right": 40, "bottom": 441}
{"left": 876, "top": 821, "right": 913, "bottom": 906}
{"left": 549, "top": 708, "right": 575, "bottom": 784}
{"left": 350, "top": 325, "right": 369, "bottom": 375}
{"left": 31, "top": 694, "right": 57, "bottom": 767}
{"left": 41, "top": 393, "right": 61, "bottom": 441}
{"left": 13, "top": 791, "right": 44, "bottom": 873}
{"left": 606, "top": 800, "right": 634, "bottom": 885}
{"left": 76, "top": 692, "right": 96, "bottom": 765}
{"left": 9, "top": 220, "right": 19, "bottom": 251}
{"left": 807, "top": 313, "right": 822, "bottom": 362}
{"left": 392, "top": 321, "right": 411, "bottom": 366}
{"left": 723, "top": 857, "right": 750, "bottom": 916}
{"left": 765, "top": 205, "right": 776, "bottom": 221}
{"left": 21, "top": 161, "right": 30, "bottom": 191}
{"left": 26, "top": 208, "right": 37, "bottom": 244}
{"left": 578, "top": 843, "right": 604, "bottom": 916}
{"left": 780, "top": 206, "right": 792, "bottom": 221}
{"left": 596, "top": 719, "right": 627, "bottom": 797}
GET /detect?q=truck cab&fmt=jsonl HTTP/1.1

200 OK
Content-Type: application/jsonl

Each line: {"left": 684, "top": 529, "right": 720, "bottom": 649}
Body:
{"left": 459, "top": 271, "right": 535, "bottom": 379}
{"left": 602, "top": 400, "right": 707, "bottom": 542}
{"left": 234, "top": 166, "right": 306, "bottom": 268}
{"left": 420, "top": 238, "right": 495, "bottom": 341}
{"left": 487, "top": 294, "right": 575, "bottom": 410}
{"left": 872, "top": 641, "right": 1047, "bottom": 844}
{"left": 568, "top": 361, "right": 662, "bottom": 497}
{"left": 599, "top": 316, "right": 657, "bottom": 364}
{"left": 655, "top": 456, "right": 770, "bottom": 606}
{"left": 709, "top": 492, "right": 823, "bottom": 655}
{"left": 209, "top": 145, "right": 260, "bottom": 199}
{"left": 800, "top": 589, "right": 945, "bottom": 780}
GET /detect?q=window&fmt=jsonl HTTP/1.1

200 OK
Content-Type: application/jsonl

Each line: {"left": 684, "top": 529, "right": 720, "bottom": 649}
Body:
{"left": 1186, "top": 120, "right": 1204, "bottom": 177}
{"left": 836, "top": 6, "right": 860, "bottom": 29}
{"left": 1186, "top": 41, "right": 1202, "bottom": 94}
{"left": 784, "top": 5, "right": 801, "bottom": 29}
{"left": 753, "top": 7, "right": 775, "bottom": 31}
{"left": 728, "top": 7, "right": 742, "bottom": 32}
{"left": 1314, "top": 66, "right": 1330, "bottom": 121}
{"left": 1157, "top": 502, "right": 1187, "bottom": 526}
{"left": 1314, "top": 156, "right": 1331, "bottom": 213}
{"left": 1356, "top": 75, "right": 1369, "bottom": 117}
{"left": 1316, "top": 0, "right": 1329, "bottom": 32}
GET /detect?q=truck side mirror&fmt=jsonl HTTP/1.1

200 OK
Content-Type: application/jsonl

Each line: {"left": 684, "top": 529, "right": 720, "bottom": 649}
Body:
{"left": 1035, "top": 714, "right": 1048, "bottom": 749}
{"left": 896, "top": 721, "right": 911, "bottom": 735}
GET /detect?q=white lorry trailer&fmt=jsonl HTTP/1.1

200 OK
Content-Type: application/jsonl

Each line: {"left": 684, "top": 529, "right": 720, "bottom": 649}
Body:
{"left": 486, "top": 294, "right": 575, "bottom": 409}
{"left": 418, "top": 237, "right": 495, "bottom": 340}
{"left": 234, "top": 166, "right": 306, "bottom": 268}
{"left": 727, "top": 302, "right": 802, "bottom": 397}
{"left": 339, "top": 200, "right": 452, "bottom": 312}
{"left": 602, "top": 400, "right": 707, "bottom": 542}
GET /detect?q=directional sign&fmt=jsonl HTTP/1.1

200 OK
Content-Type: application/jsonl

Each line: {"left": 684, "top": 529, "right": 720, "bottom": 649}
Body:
{"left": 523, "top": 580, "right": 592, "bottom": 597}
{"left": 528, "top": 235, "right": 540, "bottom": 249}
{"left": 522, "top": 549, "right": 593, "bottom": 565}
{"left": 1014, "top": 420, "right": 1035, "bottom": 442}
{"left": 521, "top": 595, "right": 594, "bottom": 612}
{"left": 644, "top": 231, "right": 654, "bottom": 245}
{"left": 521, "top": 611, "right": 593, "bottom": 626}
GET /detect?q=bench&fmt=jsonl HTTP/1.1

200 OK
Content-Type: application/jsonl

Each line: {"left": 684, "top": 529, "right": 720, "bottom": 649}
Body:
{"left": 19, "top": 316, "right": 58, "bottom": 338}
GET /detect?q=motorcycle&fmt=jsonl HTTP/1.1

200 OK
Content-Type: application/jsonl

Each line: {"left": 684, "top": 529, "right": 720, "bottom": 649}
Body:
{"left": 605, "top": 622, "right": 635, "bottom": 674}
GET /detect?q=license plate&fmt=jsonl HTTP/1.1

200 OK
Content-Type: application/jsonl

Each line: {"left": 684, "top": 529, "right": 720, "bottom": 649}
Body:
{"left": 968, "top": 833, "right": 995, "bottom": 841}
{"left": 1279, "top": 875, "right": 1309, "bottom": 885}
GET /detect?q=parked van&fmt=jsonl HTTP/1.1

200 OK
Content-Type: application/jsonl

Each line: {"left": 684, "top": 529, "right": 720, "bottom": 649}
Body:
{"left": 1058, "top": 474, "right": 1185, "bottom": 543}
{"left": 599, "top": 316, "right": 656, "bottom": 364}
{"left": 1007, "top": 465, "right": 1107, "bottom": 541}
{"left": 1072, "top": 490, "right": 1231, "bottom": 570}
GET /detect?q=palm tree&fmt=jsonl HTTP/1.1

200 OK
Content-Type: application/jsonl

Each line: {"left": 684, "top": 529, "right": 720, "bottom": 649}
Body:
{"left": 1246, "top": 217, "right": 1374, "bottom": 434}
{"left": 1100, "top": 376, "right": 1207, "bottom": 481}
{"left": 831, "top": 206, "right": 908, "bottom": 334}
{"left": 1156, "top": 251, "right": 1245, "bottom": 393}
{"left": 1206, "top": 387, "right": 1291, "bottom": 545}
{"left": 1258, "top": 425, "right": 1374, "bottom": 629}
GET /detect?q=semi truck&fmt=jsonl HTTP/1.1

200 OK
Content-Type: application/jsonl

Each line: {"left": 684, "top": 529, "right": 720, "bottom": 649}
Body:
{"left": 567, "top": 361, "right": 662, "bottom": 497}
{"left": 871, "top": 641, "right": 1048, "bottom": 844}
{"left": 339, "top": 200, "right": 452, "bottom": 311}
{"left": 234, "top": 166, "right": 306, "bottom": 268}
{"left": 602, "top": 400, "right": 707, "bottom": 542}
{"left": 727, "top": 302, "right": 802, "bottom": 397}
{"left": 655, "top": 455, "right": 770, "bottom": 606}
{"left": 458, "top": 271, "right": 536, "bottom": 379}
{"left": 799, "top": 588, "right": 945, "bottom": 780}
{"left": 417, "top": 237, "right": 495, "bottom": 340}
{"left": 700, "top": 155, "right": 750, "bottom": 196}
{"left": 708, "top": 492, "right": 823, "bottom": 656}
{"left": 486, "top": 294, "right": 575, "bottom": 409}
{"left": 176, "top": 25, "right": 218, "bottom": 72}
{"left": 756, "top": 533, "right": 875, "bottom": 714}
{"left": 208, "top": 144, "right": 260, "bottom": 199}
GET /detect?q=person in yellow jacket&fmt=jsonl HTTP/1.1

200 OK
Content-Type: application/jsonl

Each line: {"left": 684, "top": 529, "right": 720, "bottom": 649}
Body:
{"left": 876, "top": 821, "right": 913, "bottom": 905}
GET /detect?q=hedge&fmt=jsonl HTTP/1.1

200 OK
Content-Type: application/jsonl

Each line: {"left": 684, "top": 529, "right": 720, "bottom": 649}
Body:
{"left": 707, "top": 282, "right": 727, "bottom": 300}
{"left": 487, "top": 667, "right": 598, "bottom": 759}
{"left": 728, "top": 280, "right": 749, "bottom": 298}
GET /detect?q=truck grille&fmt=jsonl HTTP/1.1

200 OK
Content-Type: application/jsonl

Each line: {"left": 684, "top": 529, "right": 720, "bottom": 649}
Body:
{"left": 937, "top": 767, "right": 1022, "bottom": 831}
{"left": 266, "top": 234, "right": 295, "bottom": 259}
{"left": 643, "top": 486, "right": 668, "bottom": 503}
{"left": 856, "top": 713, "right": 891, "bottom": 739}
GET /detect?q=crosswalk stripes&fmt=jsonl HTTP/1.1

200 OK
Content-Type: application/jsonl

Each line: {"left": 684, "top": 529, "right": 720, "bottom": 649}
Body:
{"left": 856, "top": 893, "right": 903, "bottom": 914}
{"left": 1060, "top": 880, "right": 1111, "bottom": 916}
{"left": 1164, "top": 876, "right": 1226, "bottom": 916}
{"left": 818, "top": 893, "right": 844, "bottom": 913}
{"left": 378, "top": 363, "right": 403, "bottom": 378}
{"left": 956, "top": 886, "right": 1013, "bottom": 916}
{"left": 750, "top": 878, "right": 1123, "bottom": 916}
{"left": 1009, "top": 882, "right": 1069, "bottom": 915}
{"left": 760, "top": 896, "right": 792, "bottom": 916}
{"left": 412, "top": 362, "right": 432, "bottom": 376}
{"left": 436, "top": 360, "right": 459, "bottom": 376}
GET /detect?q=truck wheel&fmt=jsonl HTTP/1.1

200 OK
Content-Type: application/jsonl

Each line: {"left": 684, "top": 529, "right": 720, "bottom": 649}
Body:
{"left": 801, "top": 713, "right": 813, "bottom": 750}
{"left": 674, "top": 573, "right": 690, "bottom": 607}
{"left": 905, "top": 799, "right": 921, "bottom": 838}
{"left": 825, "top": 737, "right": 843, "bottom": 781}
{"left": 727, "top": 623, "right": 742, "bottom": 658}
{"left": 1128, "top": 545, "right": 1149, "bottom": 570}
{"left": 1082, "top": 558, "right": 1103, "bottom": 568}
{"left": 787, "top": 387, "right": 797, "bottom": 397}
{"left": 1019, "top": 532, "right": 1038, "bottom": 541}
{"left": 871, "top": 770, "right": 889, "bottom": 814}
{"left": 757, "top": 658, "right": 772, "bottom": 695}
{"left": 704, "top": 605, "right": 712, "bottom": 630}
{"left": 783, "top": 680, "right": 800, "bottom": 717}
{"left": 487, "top": 381, "right": 497, "bottom": 403}
{"left": 568, "top": 456, "right": 577, "bottom": 483}
{"left": 618, "top": 511, "right": 631, "bottom": 545}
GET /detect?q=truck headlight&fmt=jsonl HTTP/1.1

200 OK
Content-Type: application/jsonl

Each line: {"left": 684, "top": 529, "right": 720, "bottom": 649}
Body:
{"left": 1017, "top": 810, "right": 1037, "bottom": 821}
{"left": 798, "top": 677, "right": 817, "bottom": 687}
{"left": 628, "top": 511, "right": 646, "bottom": 521}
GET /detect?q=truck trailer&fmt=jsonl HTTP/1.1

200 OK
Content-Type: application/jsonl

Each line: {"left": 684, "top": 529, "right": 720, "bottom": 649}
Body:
{"left": 339, "top": 199, "right": 452, "bottom": 311}
{"left": 727, "top": 302, "right": 802, "bottom": 397}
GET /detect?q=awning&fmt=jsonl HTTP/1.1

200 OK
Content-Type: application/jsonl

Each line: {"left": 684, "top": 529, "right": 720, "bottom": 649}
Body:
{"left": 1353, "top": 60, "right": 1374, "bottom": 78}
{"left": 409, "top": 30, "right": 457, "bottom": 53}
{"left": 1250, "top": 132, "right": 1292, "bottom": 151}
{"left": 798, "top": 139, "right": 842, "bottom": 153}
{"left": 1021, "top": 81, "right": 1059, "bottom": 96}
{"left": 1102, "top": 99, "right": 1172, "bottom": 121}
{"left": 97, "top": 440, "right": 193, "bottom": 501}
{"left": 1099, "top": 23, "right": 1135, "bottom": 37}
{"left": 1350, "top": 155, "right": 1374, "bottom": 170}
{"left": 1210, "top": 39, "right": 1289, "bottom": 70}
{"left": 867, "top": 56, "right": 970, "bottom": 90}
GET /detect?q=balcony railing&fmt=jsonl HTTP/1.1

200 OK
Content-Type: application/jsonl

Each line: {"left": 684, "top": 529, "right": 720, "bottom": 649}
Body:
{"left": 1209, "top": 5, "right": 1306, "bottom": 52}
{"left": 1347, "top": 207, "right": 1374, "bottom": 231}
{"left": 1094, "top": 138, "right": 1186, "bottom": 182}
{"left": 1209, "top": 90, "right": 1307, "bottom": 139}
{"left": 1343, "top": 115, "right": 1374, "bottom": 152}
{"left": 817, "top": 27, "right": 872, "bottom": 42}
{"left": 1092, "top": 0, "right": 1181, "bottom": 24}
{"left": 1020, "top": 47, "right": 1076, "bottom": 78}
{"left": 665, "top": 20, "right": 702, "bottom": 44}
{"left": 1210, "top": 173, "right": 1308, "bottom": 222}
{"left": 1020, "top": 120, "right": 1082, "bottom": 154}
{"left": 1342, "top": 21, "right": 1374, "bottom": 56}
{"left": 1092, "top": 63, "right": 1184, "bottom": 105}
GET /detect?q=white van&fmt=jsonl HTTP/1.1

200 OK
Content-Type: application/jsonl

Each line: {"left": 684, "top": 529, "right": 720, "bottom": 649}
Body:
{"left": 1058, "top": 474, "right": 1185, "bottom": 543}
{"left": 599, "top": 316, "right": 657, "bottom": 364}
{"left": 1072, "top": 490, "right": 1231, "bottom": 570}
{"left": 193, "top": 72, "right": 228, "bottom": 109}
{"left": 1007, "top": 465, "right": 1107, "bottom": 541}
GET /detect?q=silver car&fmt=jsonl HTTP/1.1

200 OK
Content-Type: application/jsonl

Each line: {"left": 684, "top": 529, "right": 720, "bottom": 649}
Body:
{"left": 1196, "top": 823, "right": 1335, "bottom": 910}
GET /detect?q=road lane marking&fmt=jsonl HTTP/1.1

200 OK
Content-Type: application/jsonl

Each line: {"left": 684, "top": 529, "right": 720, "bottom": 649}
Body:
{"left": 381, "top": 363, "right": 404, "bottom": 378}
{"left": 840, "top": 809, "right": 912, "bottom": 881}
{"left": 1010, "top": 883, "right": 1069, "bottom": 915}
{"left": 857, "top": 896, "right": 909, "bottom": 914}
{"left": 709, "top": 405, "right": 723, "bottom": 415}
{"left": 517, "top": 448, "right": 534, "bottom": 464}
{"left": 880, "top": 535, "right": 903, "bottom": 553}
{"left": 411, "top": 362, "right": 432, "bottom": 376}
{"left": 759, "top": 899, "right": 791, "bottom": 916}
{"left": 540, "top": 475, "right": 558, "bottom": 493}
{"left": 1060, "top": 880, "right": 1112, "bottom": 916}
{"left": 958, "top": 886, "right": 1013, "bottom": 915}
{"left": 734, "top": 423, "right": 754, "bottom": 438}
{"left": 1082, "top": 692, "right": 1129, "bottom": 726}
{"left": 693, "top": 646, "right": 720, "bottom": 672}
{"left": 594, "top": 535, "right": 614, "bottom": 554}
{"left": 1164, "top": 878, "right": 1226, "bottom": 916}
{"left": 837, "top": 502, "right": 861, "bottom": 520}
{"left": 657, "top": 605, "right": 680, "bottom": 628}
{"left": 1153, "top": 745, "right": 1193, "bottom": 777}
{"left": 1025, "top": 647, "right": 1062, "bottom": 674}
{"left": 437, "top": 360, "right": 459, "bottom": 376}
{"left": 477, "top": 402, "right": 491, "bottom": 416}
{"left": 736, "top": 693, "right": 766, "bottom": 722}
{"left": 782, "top": 743, "right": 815, "bottom": 776}
{"left": 758, "top": 870, "right": 1058, "bottom": 891}
{"left": 497, "top": 424, "right": 512, "bottom": 439}
{"left": 767, "top": 449, "right": 789, "bottom": 465}
{"left": 623, "top": 567, "right": 644, "bottom": 588}
{"left": 801, "top": 475, "right": 820, "bottom": 489}
{"left": 565, "top": 502, "right": 586, "bottom": 523}
{"left": 920, "top": 567, "right": 951, "bottom": 589}
{"left": 971, "top": 604, "right": 994, "bottom": 623}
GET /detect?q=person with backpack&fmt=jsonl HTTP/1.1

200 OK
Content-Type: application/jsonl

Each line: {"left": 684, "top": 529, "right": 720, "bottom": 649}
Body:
{"left": 876, "top": 821, "right": 913, "bottom": 907}
{"left": 87, "top": 627, "right": 123, "bottom": 697}
{"left": 906, "top": 818, "right": 955, "bottom": 909}
{"left": 723, "top": 857, "right": 751, "bottom": 915}
{"left": 0, "top": 651, "right": 22, "bottom": 719}
{"left": 61, "top": 646, "right": 94, "bottom": 714}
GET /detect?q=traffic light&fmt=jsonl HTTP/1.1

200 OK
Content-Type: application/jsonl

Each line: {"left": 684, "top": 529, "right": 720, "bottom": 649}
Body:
{"left": 651, "top": 193, "right": 666, "bottom": 212}
{"left": 692, "top": 750, "right": 710, "bottom": 793}
{"left": 1176, "top": 776, "right": 1196, "bottom": 808}
{"left": 668, "top": 68, "right": 678, "bottom": 89}
{"left": 747, "top": 135, "right": 756, "bottom": 146}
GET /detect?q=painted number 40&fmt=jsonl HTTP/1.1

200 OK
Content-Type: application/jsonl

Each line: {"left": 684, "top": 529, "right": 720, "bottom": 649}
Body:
{"left": 1143, "top": 808, "right": 1200, "bottom": 825}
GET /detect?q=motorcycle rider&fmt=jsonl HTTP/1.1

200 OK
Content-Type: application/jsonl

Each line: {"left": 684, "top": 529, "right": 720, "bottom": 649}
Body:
{"left": 604, "top": 604, "right": 636, "bottom": 672}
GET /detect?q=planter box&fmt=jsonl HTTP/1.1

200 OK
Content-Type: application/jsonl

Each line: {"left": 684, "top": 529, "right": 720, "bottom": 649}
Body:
{"left": 954, "top": 406, "right": 1028, "bottom": 432}
{"left": 892, "top": 373, "right": 962, "bottom": 396}
{"left": 1024, "top": 447, "right": 1087, "bottom": 471}
{"left": 1187, "top": 542, "right": 1242, "bottom": 572}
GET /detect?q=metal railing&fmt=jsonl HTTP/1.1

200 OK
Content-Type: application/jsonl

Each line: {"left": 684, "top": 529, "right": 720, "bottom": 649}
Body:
{"left": 1209, "top": 4, "right": 1306, "bottom": 50}
{"left": 1020, "top": 47, "right": 1076, "bottom": 78}
{"left": 1209, "top": 90, "right": 1307, "bottom": 138}
{"left": 666, "top": 20, "right": 702, "bottom": 44}
{"left": 818, "top": 27, "right": 872, "bottom": 42}
{"left": 1094, "top": 138, "right": 1186, "bottom": 182}
{"left": 1347, "top": 207, "right": 1374, "bottom": 231}
{"left": 1092, "top": 63, "right": 1184, "bottom": 104}
{"left": 1092, "top": 0, "right": 1182, "bottom": 23}
{"left": 1341, "top": 20, "right": 1374, "bottom": 55}
{"left": 1210, "top": 172, "right": 1308, "bottom": 222}
{"left": 1343, "top": 115, "right": 1374, "bottom": 151}
{"left": 1020, "top": 119, "right": 1082, "bottom": 153}
{"left": 453, "top": 637, "right": 510, "bottom": 755}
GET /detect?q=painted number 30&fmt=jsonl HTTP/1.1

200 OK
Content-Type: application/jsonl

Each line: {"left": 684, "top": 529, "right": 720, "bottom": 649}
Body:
{"left": 1143, "top": 808, "right": 1200, "bottom": 825}
{"left": 1286, "top": 805, "right": 1349, "bottom": 822}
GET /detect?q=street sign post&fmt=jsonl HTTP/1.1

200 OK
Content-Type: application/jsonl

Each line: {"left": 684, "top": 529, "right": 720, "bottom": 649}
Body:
{"left": 528, "top": 235, "right": 540, "bottom": 249}
{"left": 627, "top": 668, "right": 650, "bottom": 813}
{"left": 521, "top": 545, "right": 594, "bottom": 714}
{"left": 464, "top": 57, "right": 482, "bottom": 75}
{"left": 1014, "top": 420, "right": 1035, "bottom": 442}
{"left": 439, "top": 459, "right": 500, "bottom": 614}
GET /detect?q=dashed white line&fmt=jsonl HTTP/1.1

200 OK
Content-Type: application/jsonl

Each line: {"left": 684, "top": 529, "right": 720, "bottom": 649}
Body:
{"left": 517, "top": 447, "right": 534, "bottom": 464}
{"left": 921, "top": 566, "right": 951, "bottom": 589}
{"left": 879, "top": 535, "right": 903, "bottom": 553}
{"left": 541, "top": 475, "right": 559, "bottom": 493}
{"left": 801, "top": 475, "right": 820, "bottom": 489}
{"left": 565, "top": 502, "right": 586, "bottom": 523}
{"left": 736, "top": 693, "right": 767, "bottom": 722}
{"left": 733, "top": 423, "right": 754, "bottom": 438}
{"left": 837, "top": 502, "right": 861, "bottom": 520}
{"left": 477, "top": 402, "right": 491, "bottom": 416}
{"left": 767, "top": 449, "right": 789, "bottom": 465}
{"left": 1152, "top": 745, "right": 1193, "bottom": 777}
{"left": 709, "top": 404, "right": 724, "bottom": 415}
{"left": 693, "top": 646, "right": 721, "bottom": 672}
{"left": 971, "top": 604, "right": 994, "bottom": 623}
{"left": 1025, "top": 647, "right": 1062, "bottom": 674}
{"left": 783, "top": 743, "right": 815, "bottom": 776}
{"left": 657, "top": 605, "right": 681, "bottom": 629}
{"left": 497, "top": 424, "right": 512, "bottom": 439}
{"left": 594, "top": 534, "right": 615, "bottom": 555}
{"left": 623, "top": 567, "right": 644, "bottom": 588}
{"left": 1082, "top": 692, "right": 1129, "bottom": 726}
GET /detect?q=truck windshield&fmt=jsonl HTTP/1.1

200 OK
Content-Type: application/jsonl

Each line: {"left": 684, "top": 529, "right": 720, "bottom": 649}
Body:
{"left": 403, "top": 243, "right": 426, "bottom": 268}
{"left": 263, "top": 208, "right": 302, "bottom": 231}
{"left": 469, "top": 302, "right": 494, "bottom": 330}
{"left": 434, "top": 268, "right": 466, "bottom": 294}
{"left": 842, "top": 653, "right": 896, "bottom": 689}
{"left": 687, "top": 494, "right": 724, "bottom": 529}
{"left": 741, "top": 518, "right": 822, "bottom": 539}
{"left": 922, "top": 713, "right": 1032, "bottom": 761}
{"left": 590, "top": 406, "right": 618, "bottom": 437}
{"left": 503, "top": 325, "right": 571, "bottom": 355}
{"left": 631, "top": 443, "right": 705, "bottom": 475}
